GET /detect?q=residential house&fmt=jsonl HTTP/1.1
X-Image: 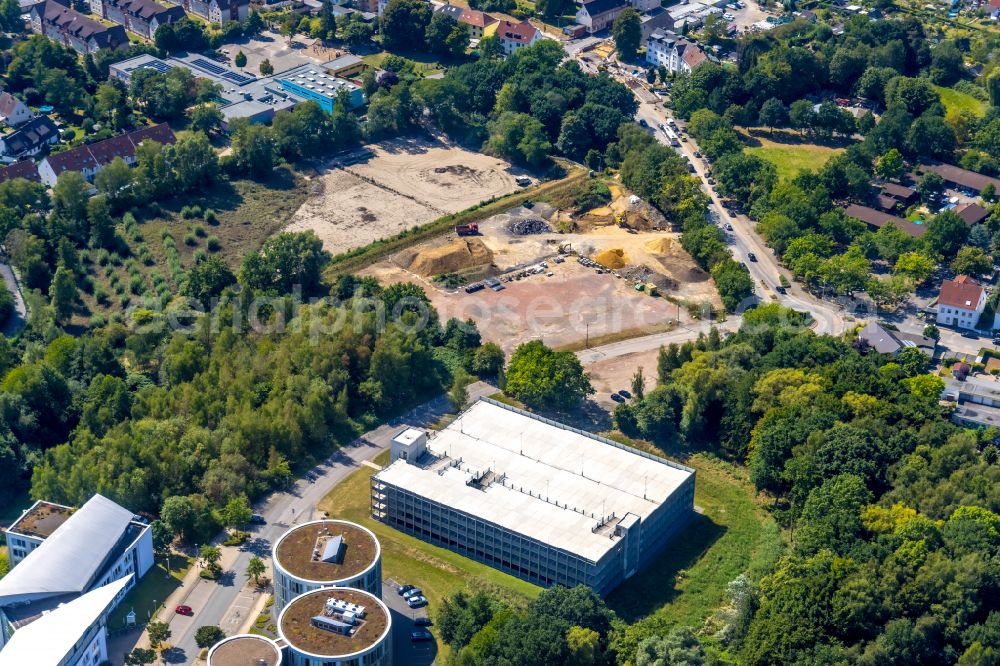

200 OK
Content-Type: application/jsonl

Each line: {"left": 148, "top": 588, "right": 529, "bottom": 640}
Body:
{"left": 0, "top": 494, "right": 154, "bottom": 661}
{"left": 645, "top": 30, "right": 708, "bottom": 72}
{"left": 0, "top": 160, "right": 41, "bottom": 184}
{"left": 162, "top": 0, "right": 248, "bottom": 23}
{"left": 435, "top": 4, "right": 496, "bottom": 40}
{"left": 37, "top": 123, "right": 175, "bottom": 186}
{"left": 484, "top": 19, "right": 541, "bottom": 55}
{"left": 575, "top": 0, "right": 627, "bottom": 33}
{"left": 936, "top": 275, "right": 986, "bottom": 330}
{"left": 844, "top": 203, "right": 927, "bottom": 239}
{"left": 921, "top": 162, "right": 1000, "bottom": 194}
{"left": 955, "top": 202, "right": 989, "bottom": 226}
{"left": 875, "top": 182, "right": 917, "bottom": 212}
{"left": 0, "top": 92, "right": 34, "bottom": 127}
{"left": 857, "top": 321, "right": 935, "bottom": 357}
{"left": 0, "top": 116, "right": 59, "bottom": 159}
{"left": 89, "top": 0, "right": 185, "bottom": 40}
{"left": 29, "top": 0, "right": 128, "bottom": 54}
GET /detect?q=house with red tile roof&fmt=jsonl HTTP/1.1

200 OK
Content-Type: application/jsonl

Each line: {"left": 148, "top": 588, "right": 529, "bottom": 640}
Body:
{"left": 435, "top": 4, "right": 496, "bottom": 40}
{"left": 37, "top": 124, "right": 175, "bottom": 187}
{"left": 484, "top": 19, "right": 541, "bottom": 55}
{"left": 936, "top": 275, "right": 987, "bottom": 330}
{"left": 0, "top": 161, "right": 41, "bottom": 184}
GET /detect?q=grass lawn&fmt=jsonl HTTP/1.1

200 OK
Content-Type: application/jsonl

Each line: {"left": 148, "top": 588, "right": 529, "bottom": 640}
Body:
{"left": 607, "top": 454, "right": 783, "bottom": 656}
{"left": 318, "top": 450, "right": 539, "bottom": 655}
{"left": 746, "top": 134, "right": 846, "bottom": 182}
{"left": 934, "top": 84, "right": 987, "bottom": 117}
{"left": 107, "top": 554, "right": 193, "bottom": 631}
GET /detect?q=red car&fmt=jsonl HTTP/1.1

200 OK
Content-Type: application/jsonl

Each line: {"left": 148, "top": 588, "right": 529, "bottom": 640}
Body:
{"left": 175, "top": 605, "right": 193, "bottom": 616}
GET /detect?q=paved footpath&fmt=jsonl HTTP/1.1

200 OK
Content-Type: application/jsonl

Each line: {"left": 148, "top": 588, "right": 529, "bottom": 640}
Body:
{"left": 124, "top": 381, "right": 495, "bottom": 665}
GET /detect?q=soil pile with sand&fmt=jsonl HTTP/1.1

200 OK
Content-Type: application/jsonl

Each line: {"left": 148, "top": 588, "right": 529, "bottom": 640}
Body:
{"left": 644, "top": 237, "right": 674, "bottom": 254}
{"left": 409, "top": 238, "right": 493, "bottom": 276}
{"left": 594, "top": 248, "right": 628, "bottom": 269}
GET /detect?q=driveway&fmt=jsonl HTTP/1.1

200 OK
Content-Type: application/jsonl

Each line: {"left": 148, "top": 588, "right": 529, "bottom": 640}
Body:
{"left": 0, "top": 261, "right": 27, "bottom": 336}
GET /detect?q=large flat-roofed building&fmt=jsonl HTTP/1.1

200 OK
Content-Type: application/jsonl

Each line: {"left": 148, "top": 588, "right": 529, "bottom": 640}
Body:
{"left": 278, "top": 588, "right": 392, "bottom": 666}
{"left": 276, "top": 64, "right": 365, "bottom": 114}
{"left": 0, "top": 494, "right": 154, "bottom": 661}
{"left": 371, "top": 398, "right": 695, "bottom": 596}
{"left": 272, "top": 520, "right": 382, "bottom": 612}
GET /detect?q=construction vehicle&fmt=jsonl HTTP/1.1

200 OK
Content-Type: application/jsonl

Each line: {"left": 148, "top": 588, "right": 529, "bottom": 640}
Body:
{"left": 455, "top": 222, "right": 479, "bottom": 236}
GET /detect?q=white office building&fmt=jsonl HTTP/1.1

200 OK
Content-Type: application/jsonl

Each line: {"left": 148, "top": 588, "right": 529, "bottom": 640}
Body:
{"left": 0, "top": 494, "right": 154, "bottom": 664}
{"left": 372, "top": 398, "right": 696, "bottom": 596}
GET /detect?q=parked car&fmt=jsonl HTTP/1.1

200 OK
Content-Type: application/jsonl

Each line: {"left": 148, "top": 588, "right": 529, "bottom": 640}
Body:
{"left": 408, "top": 595, "right": 428, "bottom": 608}
{"left": 693, "top": 151, "right": 701, "bottom": 157}
{"left": 727, "top": 209, "right": 736, "bottom": 217}
{"left": 175, "top": 605, "right": 193, "bottom": 616}
{"left": 250, "top": 514, "right": 266, "bottom": 525}
{"left": 638, "top": 118, "right": 648, "bottom": 128}
{"left": 725, "top": 223, "right": 733, "bottom": 231}
{"left": 414, "top": 617, "right": 433, "bottom": 627}
{"left": 403, "top": 588, "right": 423, "bottom": 600}
{"left": 610, "top": 393, "right": 625, "bottom": 403}
{"left": 961, "top": 330, "right": 979, "bottom": 339}
{"left": 411, "top": 630, "right": 434, "bottom": 642}
{"left": 397, "top": 584, "right": 414, "bottom": 596}
{"left": 618, "top": 389, "right": 632, "bottom": 399}
{"left": 747, "top": 253, "right": 758, "bottom": 262}
{"left": 776, "top": 286, "right": 786, "bottom": 294}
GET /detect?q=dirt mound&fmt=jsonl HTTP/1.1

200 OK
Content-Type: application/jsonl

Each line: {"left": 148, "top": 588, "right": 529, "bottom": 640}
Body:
{"left": 433, "top": 165, "right": 479, "bottom": 177}
{"left": 621, "top": 264, "right": 678, "bottom": 292}
{"left": 409, "top": 238, "right": 493, "bottom": 276}
{"left": 644, "top": 237, "right": 674, "bottom": 254}
{"left": 507, "top": 218, "right": 550, "bottom": 235}
{"left": 594, "top": 248, "right": 628, "bottom": 269}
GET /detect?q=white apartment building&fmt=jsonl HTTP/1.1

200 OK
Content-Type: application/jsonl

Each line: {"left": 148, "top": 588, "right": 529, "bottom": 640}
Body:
{"left": 645, "top": 30, "right": 708, "bottom": 72}
{"left": 936, "top": 275, "right": 987, "bottom": 330}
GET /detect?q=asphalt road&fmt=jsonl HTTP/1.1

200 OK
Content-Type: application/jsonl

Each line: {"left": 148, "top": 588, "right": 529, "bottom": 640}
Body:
{"left": 628, "top": 89, "right": 849, "bottom": 336}
{"left": 161, "top": 383, "right": 495, "bottom": 665}
{"left": 0, "top": 261, "right": 27, "bottom": 336}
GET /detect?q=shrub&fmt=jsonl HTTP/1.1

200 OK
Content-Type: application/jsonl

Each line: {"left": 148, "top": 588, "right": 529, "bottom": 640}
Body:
{"left": 94, "top": 285, "right": 110, "bottom": 305}
{"left": 79, "top": 275, "right": 94, "bottom": 294}
{"left": 161, "top": 227, "right": 174, "bottom": 240}
{"left": 180, "top": 205, "right": 202, "bottom": 219}
{"left": 129, "top": 276, "right": 145, "bottom": 295}
{"left": 199, "top": 569, "right": 217, "bottom": 580}
{"left": 89, "top": 313, "right": 106, "bottom": 327}
{"left": 193, "top": 249, "right": 207, "bottom": 264}
{"left": 203, "top": 209, "right": 218, "bottom": 225}
{"left": 94, "top": 249, "right": 110, "bottom": 266}
{"left": 184, "top": 232, "right": 197, "bottom": 246}
{"left": 206, "top": 236, "right": 221, "bottom": 252}
{"left": 194, "top": 224, "right": 207, "bottom": 237}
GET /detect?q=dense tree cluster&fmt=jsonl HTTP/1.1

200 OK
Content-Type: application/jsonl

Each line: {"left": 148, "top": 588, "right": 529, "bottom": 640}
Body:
{"left": 609, "top": 305, "right": 998, "bottom": 664}
{"left": 13, "top": 274, "right": 498, "bottom": 542}
{"left": 362, "top": 41, "right": 637, "bottom": 167}
{"left": 439, "top": 586, "right": 616, "bottom": 666}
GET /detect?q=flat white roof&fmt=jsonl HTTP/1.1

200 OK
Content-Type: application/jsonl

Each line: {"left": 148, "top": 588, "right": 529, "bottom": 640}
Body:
{"left": 374, "top": 399, "right": 693, "bottom": 562}
{"left": 0, "top": 575, "right": 131, "bottom": 665}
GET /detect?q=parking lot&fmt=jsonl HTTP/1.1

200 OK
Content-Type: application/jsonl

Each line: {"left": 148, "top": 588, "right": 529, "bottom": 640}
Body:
{"left": 384, "top": 578, "right": 436, "bottom": 666}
